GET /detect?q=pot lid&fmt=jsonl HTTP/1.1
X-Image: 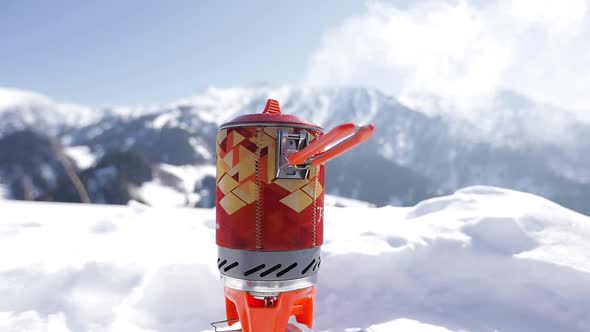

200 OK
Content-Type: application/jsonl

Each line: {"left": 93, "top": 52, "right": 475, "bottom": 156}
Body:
{"left": 220, "top": 99, "right": 323, "bottom": 131}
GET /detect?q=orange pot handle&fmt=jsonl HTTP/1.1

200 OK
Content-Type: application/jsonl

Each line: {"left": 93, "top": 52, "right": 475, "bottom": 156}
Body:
{"left": 288, "top": 123, "right": 375, "bottom": 166}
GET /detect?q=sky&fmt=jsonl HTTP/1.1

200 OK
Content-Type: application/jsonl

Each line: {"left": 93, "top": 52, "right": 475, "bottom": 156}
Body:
{"left": 0, "top": 0, "right": 365, "bottom": 106}
{"left": 2, "top": 0, "right": 590, "bottom": 115}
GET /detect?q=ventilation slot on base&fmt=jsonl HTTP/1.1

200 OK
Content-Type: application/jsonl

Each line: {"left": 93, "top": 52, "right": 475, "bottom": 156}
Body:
{"left": 224, "top": 262, "right": 239, "bottom": 272}
{"left": 301, "top": 259, "right": 316, "bottom": 275}
{"left": 260, "top": 264, "right": 282, "bottom": 277}
{"left": 244, "top": 264, "right": 266, "bottom": 277}
{"left": 276, "top": 263, "right": 298, "bottom": 277}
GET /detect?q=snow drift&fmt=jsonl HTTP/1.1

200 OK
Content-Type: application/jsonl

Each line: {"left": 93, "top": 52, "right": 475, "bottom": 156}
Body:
{"left": 0, "top": 186, "right": 589, "bottom": 332}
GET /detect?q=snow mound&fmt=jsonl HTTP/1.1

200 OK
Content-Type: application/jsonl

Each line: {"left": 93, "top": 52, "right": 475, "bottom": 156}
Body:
{"left": 0, "top": 186, "right": 589, "bottom": 332}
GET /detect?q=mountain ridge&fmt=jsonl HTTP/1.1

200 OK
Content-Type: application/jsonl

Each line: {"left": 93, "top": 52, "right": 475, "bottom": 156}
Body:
{"left": 0, "top": 85, "right": 588, "bottom": 215}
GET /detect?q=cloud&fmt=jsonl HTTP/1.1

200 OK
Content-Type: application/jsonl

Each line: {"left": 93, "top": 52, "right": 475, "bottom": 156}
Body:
{"left": 304, "top": 0, "right": 590, "bottom": 116}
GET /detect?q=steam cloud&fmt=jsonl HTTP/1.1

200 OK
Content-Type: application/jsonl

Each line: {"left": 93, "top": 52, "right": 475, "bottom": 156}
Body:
{"left": 304, "top": 0, "right": 590, "bottom": 119}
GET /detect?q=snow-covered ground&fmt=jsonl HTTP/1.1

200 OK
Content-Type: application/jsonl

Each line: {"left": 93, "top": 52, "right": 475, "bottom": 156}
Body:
{"left": 0, "top": 186, "right": 589, "bottom": 332}
{"left": 323, "top": 195, "right": 376, "bottom": 208}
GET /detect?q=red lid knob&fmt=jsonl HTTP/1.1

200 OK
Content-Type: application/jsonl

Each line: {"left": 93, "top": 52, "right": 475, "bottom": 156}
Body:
{"left": 263, "top": 99, "right": 281, "bottom": 114}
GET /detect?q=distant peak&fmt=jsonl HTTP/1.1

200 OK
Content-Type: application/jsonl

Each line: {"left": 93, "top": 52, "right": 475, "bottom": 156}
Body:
{"left": 0, "top": 87, "right": 53, "bottom": 110}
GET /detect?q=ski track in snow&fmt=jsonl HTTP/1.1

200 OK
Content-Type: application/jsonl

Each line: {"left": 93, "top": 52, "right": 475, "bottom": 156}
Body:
{"left": 0, "top": 186, "right": 589, "bottom": 332}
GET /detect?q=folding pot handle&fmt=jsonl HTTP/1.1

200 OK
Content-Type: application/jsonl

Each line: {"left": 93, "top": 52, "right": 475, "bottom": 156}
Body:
{"left": 288, "top": 123, "right": 375, "bottom": 166}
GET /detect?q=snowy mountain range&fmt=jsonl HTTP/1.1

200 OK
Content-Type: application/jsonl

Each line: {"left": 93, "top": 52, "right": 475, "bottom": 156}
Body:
{"left": 1, "top": 186, "right": 589, "bottom": 332}
{"left": 1, "top": 86, "right": 589, "bottom": 215}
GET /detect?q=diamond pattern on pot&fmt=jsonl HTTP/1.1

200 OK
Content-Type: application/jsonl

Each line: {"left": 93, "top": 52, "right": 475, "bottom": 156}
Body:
{"left": 280, "top": 190, "right": 314, "bottom": 213}
{"left": 219, "top": 192, "right": 247, "bottom": 215}
{"left": 216, "top": 127, "right": 321, "bottom": 215}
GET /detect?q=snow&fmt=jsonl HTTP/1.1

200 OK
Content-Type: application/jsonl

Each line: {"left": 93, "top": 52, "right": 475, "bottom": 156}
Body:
{"left": 171, "top": 86, "right": 264, "bottom": 125}
{"left": 64, "top": 146, "right": 98, "bottom": 170}
{"left": 151, "top": 110, "right": 180, "bottom": 129}
{"left": 138, "top": 180, "right": 190, "bottom": 207}
{"left": 324, "top": 195, "right": 376, "bottom": 208}
{"left": 367, "top": 319, "right": 454, "bottom": 332}
{"left": 0, "top": 186, "right": 589, "bottom": 332}
{"left": 0, "top": 88, "right": 100, "bottom": 135}
{"left": 153, "top": 165, "right": 214, "bottom": 207}
{"left": 158, "top": 164, "right": 216, "bottom": 190}
{"left": 189, "top": 138, "right": 213, "bottom": 161}
{"left": 0, "top": 88, "right": 53, "bottom": 110}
